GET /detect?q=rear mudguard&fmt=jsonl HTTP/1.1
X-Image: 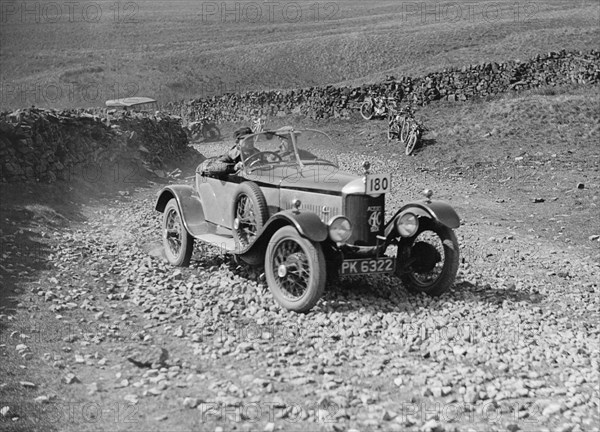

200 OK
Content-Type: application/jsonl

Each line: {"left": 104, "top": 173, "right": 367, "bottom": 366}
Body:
{"left": 155, "top": 185, "right": 212, "bottom": 237}
{"left": 239, "top": 209, "right": 328, "bottom": 265}
{"left": 385, "top": 200, "right": 460, "bottom": 238}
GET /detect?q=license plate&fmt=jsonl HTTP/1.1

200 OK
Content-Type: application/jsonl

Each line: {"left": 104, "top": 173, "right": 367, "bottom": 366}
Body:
{"left": 340, "top": 258, "right": 396, "bottom": 275}
{"left": 365, "top": 173, "right": 391, "bottom": 194}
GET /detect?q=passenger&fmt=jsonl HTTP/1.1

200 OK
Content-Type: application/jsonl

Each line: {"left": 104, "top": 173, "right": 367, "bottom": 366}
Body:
{"left": 277, "top": 136, "right": 295, "bottom": 160}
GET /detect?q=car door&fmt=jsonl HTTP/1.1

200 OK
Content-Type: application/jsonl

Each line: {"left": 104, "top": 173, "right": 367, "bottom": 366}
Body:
{"left": 197, "top": 175, "right": 240, "bottom": 228}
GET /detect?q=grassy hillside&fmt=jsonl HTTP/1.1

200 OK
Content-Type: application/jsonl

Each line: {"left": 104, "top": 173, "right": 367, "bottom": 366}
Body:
{"left": 0, "top": 0, "right": 598, "bottom": 108}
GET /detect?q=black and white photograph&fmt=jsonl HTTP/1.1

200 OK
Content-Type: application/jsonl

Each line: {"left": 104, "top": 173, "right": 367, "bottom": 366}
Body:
{"left": 0, "top": 1, "right": 599, "bottom": 431}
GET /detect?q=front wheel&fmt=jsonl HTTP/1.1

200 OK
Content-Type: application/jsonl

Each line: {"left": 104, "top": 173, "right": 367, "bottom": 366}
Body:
{"left": 202, "top": 124, "right": 221, "bottom": 141}
{"left": 405, "top": 131, "right": 418, "bottom": 155}
{"left": 163, "top": 198, "right": 194, "bottom": 266}
{"left": 396, "top": 220, "right": 459, "bottom": 296}
{"left": 400, "top": 117, "right": 410, "bottom": 143}
{"left": 265, "top": 226, "right": 326, "bottom": 312}
{"left": 360, "top": 102, "right": 374, "bottom": 120}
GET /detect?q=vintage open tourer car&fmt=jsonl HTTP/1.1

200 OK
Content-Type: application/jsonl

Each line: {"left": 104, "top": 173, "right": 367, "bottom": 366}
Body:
{"left": 155, "top": 127, "right": 460, "bottom": 312}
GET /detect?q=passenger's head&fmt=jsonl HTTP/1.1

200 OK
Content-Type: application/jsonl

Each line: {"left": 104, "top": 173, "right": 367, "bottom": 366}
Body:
{"left": 278, "top": 136, "right": 293, "bottom": 154}
{"left": 240, "top": 137, "right": 257, "bottom": 152}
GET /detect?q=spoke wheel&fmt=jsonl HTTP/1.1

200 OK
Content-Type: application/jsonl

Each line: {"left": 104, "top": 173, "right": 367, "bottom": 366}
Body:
{"left": 360, "top": 101, "right": 374, "bottom": 120}
{"left": 397, "top": 219, "right": 459, "bottom": 296}
{"left": 400, "top": 117, "right": 410, "bottom": 143}
{"left": 232, "top": 182, "right": 268, "bottom": 250}
{"left": 405, "top": 131, "right": 418, "bottom": 155}
{"left": 265, "top": 226, "right": 326, "bottom": 313}
{"left": 163, "top": 198, "right": 194, "bottom": 266}
{"left": 202, "top": 125, "right": 221, "bottom": 141}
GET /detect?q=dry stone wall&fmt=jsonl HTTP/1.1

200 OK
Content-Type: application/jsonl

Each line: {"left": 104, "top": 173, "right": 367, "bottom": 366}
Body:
{"left": 1, "top": 50, "right": 598, "bottom": 184}
{"left": 0, "top": 108, "right": 189, "bottom": 183}
{"left": 165, "top": 50, "right": 600, "bottom": 123}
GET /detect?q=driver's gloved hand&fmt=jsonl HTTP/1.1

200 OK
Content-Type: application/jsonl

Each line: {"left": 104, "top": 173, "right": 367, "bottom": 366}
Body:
{"left": 234, "top": 162, "right": 244, "bottom": 171}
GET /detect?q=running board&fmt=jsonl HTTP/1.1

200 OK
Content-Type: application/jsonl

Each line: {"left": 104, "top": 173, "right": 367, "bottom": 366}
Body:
{"left": 193, "top": 232, "right": 237, "bottom": 252}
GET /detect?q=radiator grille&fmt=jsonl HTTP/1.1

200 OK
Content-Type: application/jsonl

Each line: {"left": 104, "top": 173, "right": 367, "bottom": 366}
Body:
{"left": 345, "top": 194, "right": 385, "bottom": 246}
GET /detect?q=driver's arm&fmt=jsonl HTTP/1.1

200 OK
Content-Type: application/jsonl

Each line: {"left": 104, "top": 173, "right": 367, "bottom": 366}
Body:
{"left": 217, "top": 146, "right": 238, "bottom": 164}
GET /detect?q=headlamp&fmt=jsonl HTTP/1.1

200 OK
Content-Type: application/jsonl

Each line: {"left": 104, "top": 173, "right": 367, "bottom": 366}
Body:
{"left": 395, "top": 213, "right": 419, "bottom": 237}
{"left": 328, "top": 216, "right": 352, "bottom": 243}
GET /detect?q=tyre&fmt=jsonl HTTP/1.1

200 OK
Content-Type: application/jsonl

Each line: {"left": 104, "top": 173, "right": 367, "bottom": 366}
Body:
{"left": 405, "top": 131, "right": 418, "bottom": 155}
{"left": 265, "top": 226, "right": 326, "bottom": 312}
{"left": 388, "top": 122, "right": 400, "bottom": 141}
{"left": 400, "top": 117, "right": 410, "bottom": 143}
{"left": 202, "top": 125, "right": 221, "bottom": 141}
{"left": 396, "top": 219, "right": 459, "bottom": 296}
{"left": 232, "top": 182, "right": 269, "bottom": 250}
{"left": 163, "top": 198, "right": 194, "bottom": 266}
{"left": 360, "top": 101, "right": 374, "bottom": 120}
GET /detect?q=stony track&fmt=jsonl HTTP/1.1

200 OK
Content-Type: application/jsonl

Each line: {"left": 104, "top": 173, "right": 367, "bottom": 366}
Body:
{"left": 1, "top": 141, "right": 598, "bottom": 432}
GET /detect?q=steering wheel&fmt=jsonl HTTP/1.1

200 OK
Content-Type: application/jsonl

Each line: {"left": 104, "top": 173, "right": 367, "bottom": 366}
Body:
{"left": 245, "top": 151, "right": 283, "bottom": 168}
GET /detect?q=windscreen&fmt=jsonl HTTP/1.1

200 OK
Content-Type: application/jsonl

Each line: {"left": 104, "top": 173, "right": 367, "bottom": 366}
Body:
{"left": 240, "top": 128, "right": 338, "bottom": 171}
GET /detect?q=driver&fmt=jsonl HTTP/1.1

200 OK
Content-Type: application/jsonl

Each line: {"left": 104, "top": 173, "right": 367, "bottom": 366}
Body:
{"left": 235, "top": 137, "right": 261, "bottom": 170}
{"left": 216, "top": 126, "right": 258, "bottom": 170}
{"left": 200, "top": 126, "right": 256, "bottom": 176}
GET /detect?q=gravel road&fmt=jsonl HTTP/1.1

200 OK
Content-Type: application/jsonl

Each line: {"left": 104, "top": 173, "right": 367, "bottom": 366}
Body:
{"left": 1, "top": 141, "right": 598, "bottom": 432}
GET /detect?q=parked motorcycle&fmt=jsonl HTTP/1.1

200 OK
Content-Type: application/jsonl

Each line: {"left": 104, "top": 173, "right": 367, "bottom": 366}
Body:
{"left": 404, "top": 120, "right": 426, "bottom": 156}
{"left": 187, "top": 117, "right": 221, "bottom": 142}
{"left": 397, "top": 105, "right": 416, "bottom": 144}
{"left": 387, "top": 104, "right": 426, "bottom": 155}
{"left": 360, "top": 96, "right": 397, "bottom": 120}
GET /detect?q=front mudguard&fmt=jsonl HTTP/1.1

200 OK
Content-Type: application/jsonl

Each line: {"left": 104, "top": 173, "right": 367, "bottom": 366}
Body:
{"left": 385, "top": 200, "right": 460, "bottom": 238}
{"left": 239, "top": 209, "right": 328, "bottom": 265}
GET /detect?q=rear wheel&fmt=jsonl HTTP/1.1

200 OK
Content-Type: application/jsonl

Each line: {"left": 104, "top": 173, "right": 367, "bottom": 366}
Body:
{"left": 265, "top": 226, "right": 326, "bottom": 312}
{"left": 163, "top": 198, "right": 194, "bottom": 266}
{"left": 360, "top": 101, "right": 374, "bottom": 120}
{"left": 232, "top": 182, "right": 268, "bottom": 251}
{"left": 396, "top": 219, "right": 459, "bottom": 296}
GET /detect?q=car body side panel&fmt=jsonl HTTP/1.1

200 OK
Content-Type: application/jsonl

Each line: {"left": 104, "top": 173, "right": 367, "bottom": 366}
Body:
{"left": 279, "top": 189, "right": 343, "bottom": 223}
{"left": 260, "top": 186, "right": 280, "bottom": 218}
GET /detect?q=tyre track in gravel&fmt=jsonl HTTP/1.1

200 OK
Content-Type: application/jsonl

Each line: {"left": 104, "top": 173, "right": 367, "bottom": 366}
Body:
{"left": 1, "top": 140, "right": 598, "bottom": 432}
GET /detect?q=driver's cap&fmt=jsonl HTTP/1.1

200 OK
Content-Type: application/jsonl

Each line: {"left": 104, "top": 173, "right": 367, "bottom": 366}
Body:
{"left": 234, "top": 127, "right": 253, "bottom": 141}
